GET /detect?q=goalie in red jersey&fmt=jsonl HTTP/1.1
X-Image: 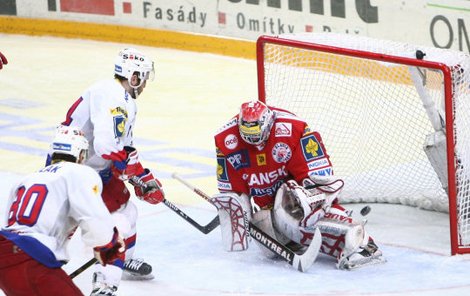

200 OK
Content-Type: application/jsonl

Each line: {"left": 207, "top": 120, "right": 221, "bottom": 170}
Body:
{"left": 212, "top": 100, "right": 385, "bottom": 270}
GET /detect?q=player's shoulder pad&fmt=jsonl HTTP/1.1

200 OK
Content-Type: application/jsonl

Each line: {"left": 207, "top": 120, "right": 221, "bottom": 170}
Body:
{"left": 274, "top": 109, "right": 305, "bottom": 123}
{"left": 87, "top": 79, "right": 122, "bottom": 101}
{"left": 215, "top": 116, "right": 238, "bottom": 135}
{"left": 60, "top": 162, "right": 101, "bottom": 180}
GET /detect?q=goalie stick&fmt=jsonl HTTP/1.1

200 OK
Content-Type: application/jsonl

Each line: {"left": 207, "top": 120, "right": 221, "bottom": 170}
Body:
{"left": 171, "top": 172, "right": 322, "bottom": 272}
{"left": 69, "top": 258, "right": 97, "bottom": 279}
{"left": 130, "top": 176, "right": 219, "bottom": 235}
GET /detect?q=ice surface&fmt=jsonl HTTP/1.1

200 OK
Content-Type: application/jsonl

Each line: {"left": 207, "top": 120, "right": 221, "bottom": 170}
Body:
{"left": 0, "top": 34, "right": 470, "bottom": 296}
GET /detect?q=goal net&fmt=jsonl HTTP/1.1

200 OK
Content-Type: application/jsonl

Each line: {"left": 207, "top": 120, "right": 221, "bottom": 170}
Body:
{"left": 256, "top": 33, "right": 470, "bottom": 255}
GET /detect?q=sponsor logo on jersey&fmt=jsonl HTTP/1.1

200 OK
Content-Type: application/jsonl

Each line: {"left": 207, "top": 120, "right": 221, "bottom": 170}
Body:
{"left": 271, "top": 142, "right": 292, "bottom": 163}
{"left": 227, "top": 149, "right": 250, "bottom": 170}
{"left": 274, "top": 122, "right": 292, "bottom": 137}
{"left": 224, "top": 134, "right": 238, "bottom": 150}
{"left": 256, "top": 153, "right": 267, "bottom": 166}
{"left": 110, "top": 106, "right": 128, "bottom": 118}
{"left": 244, "top": 166, "right": 288, "bottom": 186}
{"left": 301, "top": 134, "right": 325, "bottom": 161}
{"left": 249, "top": 179, "right": 284, "bottom": 197}
{"left": 308, "top": 167, "right": 332, "bottom": 177}
{"left": 111, "top": 107, "right": 128, "bottom": 138}
{"left": 217, "top": 157, "right": 229, "bottom": 181}
{"left": 217, "top": 181, "right": 232, "bottom": 191}
{"left": 307, "top": 158, "right": 329, "bottom": 170}
{"left": 113, "top": 116, "right": 126, "bottom": 138}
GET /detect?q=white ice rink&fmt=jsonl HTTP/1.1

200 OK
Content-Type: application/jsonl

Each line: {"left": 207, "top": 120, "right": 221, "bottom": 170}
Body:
{"left": 1, "top": 34, "right": 470, "bottom": 296}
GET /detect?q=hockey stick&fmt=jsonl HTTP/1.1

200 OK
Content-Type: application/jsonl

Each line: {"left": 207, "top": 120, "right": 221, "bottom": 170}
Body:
{"left": 129, "top": 176, "right": 219, "bottom": 234}
{"left": 69, "top": 258, "right": 97, "bottom": 279}
{"left": 163, "top": 198, "right": 220, "bottom": 234}
{"left": 171, "top": 173, "right": 322, "bottom": 272}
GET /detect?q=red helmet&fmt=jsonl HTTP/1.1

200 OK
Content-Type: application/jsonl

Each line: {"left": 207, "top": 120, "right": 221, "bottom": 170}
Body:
{"left": 238, "top": 100, "right": 275, "bottom": 145}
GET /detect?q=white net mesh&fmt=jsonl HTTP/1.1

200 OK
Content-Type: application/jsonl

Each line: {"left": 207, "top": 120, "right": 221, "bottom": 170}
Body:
{"left": 259, "top": 33, "right": 470, "bottom": 249}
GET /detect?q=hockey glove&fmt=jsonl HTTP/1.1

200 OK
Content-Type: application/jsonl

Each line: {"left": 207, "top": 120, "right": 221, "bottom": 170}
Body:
{"left": 93, "top": 227, "right": 126, "bottom": 266}
{"left": 0, "top": 51, "right": 7, "bottom": 70}
{"left": 131, "top": 169, "right": 165, "bottom": 205}
{"left": 110, "top": 146, "right": 145, "bottom": 181}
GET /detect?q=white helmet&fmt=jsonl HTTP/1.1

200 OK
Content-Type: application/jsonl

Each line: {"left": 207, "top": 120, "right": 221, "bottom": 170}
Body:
{"left": 238, "top": 100, "right": 275, "bottom": 145}
{"left": 50, "top": 125, "right": 89, "bottom": 163}
{"left": 114, "top": 47, "right": 155, "bottom": 88}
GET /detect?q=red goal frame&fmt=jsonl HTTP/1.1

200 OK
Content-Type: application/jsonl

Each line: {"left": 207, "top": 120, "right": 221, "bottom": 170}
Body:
{"left": 256, "top": 35, "right": 463, "bottom": 255}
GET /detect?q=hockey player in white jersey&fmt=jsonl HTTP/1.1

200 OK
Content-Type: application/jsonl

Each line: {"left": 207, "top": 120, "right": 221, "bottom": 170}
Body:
{"left": 47, "top": 47, "right": 165, "bottom": 294}
{"left": 0, "top": 125, "right": 125, "bottom": 296}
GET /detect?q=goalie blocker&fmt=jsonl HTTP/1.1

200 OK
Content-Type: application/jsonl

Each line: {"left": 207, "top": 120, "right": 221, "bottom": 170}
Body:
{"left": 212, "top": 179, "right": 385, "bottom": 270}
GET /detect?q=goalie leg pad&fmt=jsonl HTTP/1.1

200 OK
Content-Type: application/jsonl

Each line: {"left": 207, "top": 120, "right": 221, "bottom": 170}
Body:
{"left": 317, "top": 205, "right": 385, "bottom": 270}
{"left": 211, "top": 193, "right": 251, "bottom": 251}
{"left": 316, "top": 205, "right": 365, "bottom": 259}
{"left": 251, "top": 210, "right": 291, "bottom": 259}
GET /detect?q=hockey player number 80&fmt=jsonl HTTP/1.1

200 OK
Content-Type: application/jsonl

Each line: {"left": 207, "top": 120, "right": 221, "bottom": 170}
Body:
{"left": 7, "top": 184, "right": 48, "bottom": 227}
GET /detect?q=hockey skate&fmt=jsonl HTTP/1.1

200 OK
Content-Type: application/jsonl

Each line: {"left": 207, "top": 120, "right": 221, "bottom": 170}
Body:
{"left": 121, "top": 258, "right": 154, "bottom": 280}
{"left": 90, "top": 272, "right": 118, "bottom": 296}
{"left": 337, "top": 239, "right": 386, "bottom": 270}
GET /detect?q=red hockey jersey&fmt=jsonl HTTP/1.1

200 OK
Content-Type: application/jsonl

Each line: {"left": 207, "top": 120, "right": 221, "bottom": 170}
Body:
{"left": 214, "top": 107, "right": 334, "bottom": 209}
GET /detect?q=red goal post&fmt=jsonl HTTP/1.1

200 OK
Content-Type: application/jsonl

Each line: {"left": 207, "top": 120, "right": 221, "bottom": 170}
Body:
{"left": 256, "top": 33, "right": 470, "bottom": 255}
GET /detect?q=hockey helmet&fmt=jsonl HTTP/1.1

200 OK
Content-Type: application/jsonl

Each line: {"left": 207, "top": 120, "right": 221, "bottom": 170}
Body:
{"left": 50, "top": 125, "right": 89, "bottom": 163}
{"left": 238, "top": 100, "right": 275, "bottom": 145}
{"left": 114, "top": 48, "right": 155, "bottom": 88}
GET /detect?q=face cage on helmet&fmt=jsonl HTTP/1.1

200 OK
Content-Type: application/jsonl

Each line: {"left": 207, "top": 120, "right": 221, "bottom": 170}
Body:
{"left": 239, "top": 107, "right": 275, "bottom": 146}
{"left": 130, "top": 63, "right": 155, "bottom": 89}
{"left": 239, "top": 119, "right": 273, "bottom": 145}
{"left": 239, "top": 120, "right": 262, "bottom": 145}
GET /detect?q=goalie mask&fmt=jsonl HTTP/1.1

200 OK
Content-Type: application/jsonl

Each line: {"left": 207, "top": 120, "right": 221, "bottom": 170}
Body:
{"left": 114, "top": 47, "right": 155, "bottom": 89}
{"left": 238, "top": 100, "right": 275, "bottom": 146}
{"left": 50, "top": 125, "right": 89, "bottom": 164}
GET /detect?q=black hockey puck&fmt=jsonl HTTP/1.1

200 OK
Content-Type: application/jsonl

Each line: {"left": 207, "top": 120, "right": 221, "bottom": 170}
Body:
{"left": 360, "top": 206, "right": 371, "bottom": 216}
{"left": 416, "top": 50, "right": 426, "bottom": 60}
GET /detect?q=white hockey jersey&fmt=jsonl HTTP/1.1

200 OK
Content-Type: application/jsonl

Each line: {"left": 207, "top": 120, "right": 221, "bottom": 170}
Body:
{"left": 1, "top": 162, "right": 116, "bottom": 268}
{"left": 61, "top": 78, "right": 137, "bottom": 172}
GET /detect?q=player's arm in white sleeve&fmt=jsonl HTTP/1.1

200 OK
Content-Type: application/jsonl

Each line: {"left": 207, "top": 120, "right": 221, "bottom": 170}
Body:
{"left": 88, "top": 87, "right": 127, "bottom": 162}
{"left": 67, "top": 165, "right": 116, "bottom": 247}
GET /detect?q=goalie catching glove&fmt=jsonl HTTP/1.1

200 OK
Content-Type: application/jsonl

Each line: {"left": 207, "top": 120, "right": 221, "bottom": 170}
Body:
{"left": 281, "top": 180, "right": 327, "bottom": 228}
{"left": 93, "top": 227, "right": 126, "bottom": 266}
{"left": 131, "top": 169, "right": 165, "bottom": 204}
